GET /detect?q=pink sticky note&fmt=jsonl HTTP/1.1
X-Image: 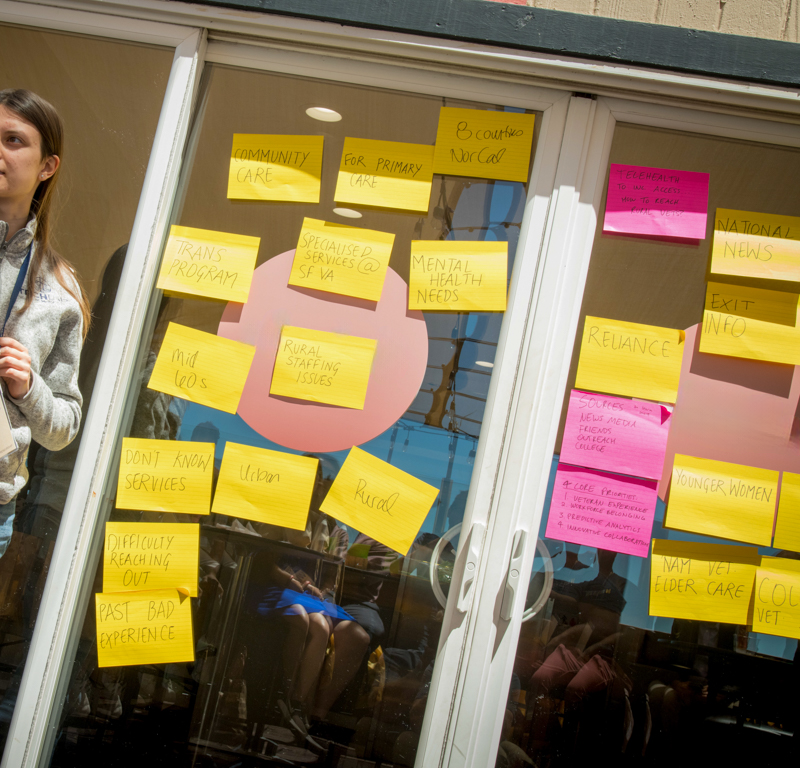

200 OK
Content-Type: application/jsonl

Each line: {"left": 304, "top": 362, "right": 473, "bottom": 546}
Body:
{"left": 560, "top": 390, "right": 671, "bottom": 480}
{"left": 545, "top": 464, "right": 658, "bottom": 558}
{"left": 603, "top": 163, "right": 709, "bottom": 239}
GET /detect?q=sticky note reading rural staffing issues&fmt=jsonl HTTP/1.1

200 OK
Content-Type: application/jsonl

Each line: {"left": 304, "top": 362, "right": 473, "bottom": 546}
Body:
{"left": 148, "top": 323, "right": 256, "bottom": 414}
{"left": 753, "top": 557, "right": 800, "bottom": 639}
{"left": 665, "top": 454, "right": 778, "bottom": 546}
{"left": 649, "top": 539, "right": 760, "bottom": 624}
{"left": 773, "top": 472, "right": 800, "bottom": 552}
{"left": 212, "top": 443, "right": 319, "bottom": 530}
{"left": 116, "top": 438, "right": 214, "bottom": 516}
{"left": 432, "top": 107, "right": 535, "bottom": 182}
{"left": 575, "top": 317, "right": 684, "bottom": 404}
{"left": 321, "top": 446, "right": 439, "bottom": 554}
{"left": 96, "top": 589, "right": 194, "bottom": 668}
{"left": 227, "top": 134, "right": 324, "bottom": 203}
{"left": 103, "top": 522, "right": 199, "bottom": 597}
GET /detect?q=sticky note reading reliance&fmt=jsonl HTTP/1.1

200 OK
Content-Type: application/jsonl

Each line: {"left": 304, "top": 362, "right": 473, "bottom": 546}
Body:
{"left": 753, "top": 557, "right": 800, "bottom": 639}
{"left": 649, "top": 539, "right": 759, "bottom": 624}
{"left": 228, "top": 134, "right": 324, "bottom": 203}
{"left": 603, "top": 164, "right": 709, "bottom": 240}
{"left": 96, "top": 589, "right": 194, "bottom": 668}
{"left": 774, "top": 472, "right": 800, "bottom": 551}
{"left": 212, "top": 443, "right": 318, "bottom": 530}
{"left": 432, "top": 107, "right": 535, "bottom": 182}
{"left": 270, "top": 326, "right": 377, "bottom": 410}
{"left": 700, "top": 282, "right": 800, "bottom": 365}
{"left": 665, "top": 454, "right": 778, "bottom": 546}
{"left": 116, "top": 438, "right": 213, "bottom": 515}
{"left": 288, "top": 218, "right": 395, "bottom": 301}
{"left": 575, "top": 317, "right": 684, "bottom": 403}
{"left": 320, "top": 446, "right": 438, "bottom": 554}
{"left": 544, "top": 464, "right": 658, "bottom": 558}
{"left": 334, "top": 138, "right": 435, "bottom": 212}
{"left": 408, "top": 241, "right": 508, "bottom": 312}
{"left": 560, "top": 390, "right": 671, "bottom": 480}
{"left": 104, "top": 523, "right": 199, "bottom": 596}
{"left": 148, "top": 323, "right": 255, "bottom": 413}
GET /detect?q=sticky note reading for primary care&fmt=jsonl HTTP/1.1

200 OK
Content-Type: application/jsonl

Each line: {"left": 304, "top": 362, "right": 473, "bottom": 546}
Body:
{"left": 575, "top": 317, "right": 684, "bottom": 404}
{"left": 228, "top": 134, "right": 324, "bottom": 203}
{"left": 665, "top": 454, "right": 778, "bottom": 546}
{"left": 116, "top": 438, "right": 213, "bottom": 515}
{"left": 649, "top": 539, "right": 759, "bottom": 624}
{"left": 774, "top": 472, "right": 800, "bottom": 551}
{"left": 212, "top": 443, "right": 318, "bottom": 530}
{"left": 753, "top": 557, "right": 800, "bottom": 639}
{"left": 96, "top": 589, "right": 194, "bottom": 668}
{"left": 148, "top": 323, "right": 255, "bottom": 413}
{"left": 432, "top": 107, "right": 535, "bottom": 182}
{"left": 320, "top": 446, "right": 438, "bottom": 554}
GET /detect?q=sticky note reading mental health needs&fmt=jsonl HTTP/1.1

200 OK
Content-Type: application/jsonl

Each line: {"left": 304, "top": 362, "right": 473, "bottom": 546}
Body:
{"left": 774, "top": 472, "right": 800, "bottom": 552}
{"left": 753, "top": 558, "right": 800, "bottom": 639}
{"left": 320, "top": 446, "right": 438, "bottom": 554}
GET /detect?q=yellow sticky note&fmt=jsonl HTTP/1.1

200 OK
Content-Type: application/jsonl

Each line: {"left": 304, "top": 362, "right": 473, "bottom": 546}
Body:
{"left": 665, "top": 455, "right": 778, "bottom": 546}
{"left": 96, "top": 589, "right": 194, "bottom": 668}
{"left": 116, "top": 438, "right": 214, "bottom": 515}
{"left": 334, "top": 138, "right": 435, "bottom": 212}
{"left": 710, "top": 209, "right": 800, "bottom": 283}
{"left": 753, "top": 557, "right": 800, "bottom": 639}
{"left": 650, "top": 539, "right": 760, "bottom": 624}
{"left": 228, "top": 134, "right": 324, "bottom": 203}
{"left": 148, "top": 323, "right": 255, "bottom": 413}
{"left": 270, "top": 326, "right": 377, "bottom": 410}
{"left": 774, "top": 472, "right": 800, "bottom": 551}
{"left": 212, "top": 443, "right": 318, "bottom": 530}
{"left": 408, "top": 241, "right": 508, "bottom": 312}
{"left": 157, "top": 225, "right": 260, "bottom": 303}
{"left": 104, "top": 523, "right": 199, "bottom": 596}
{"left": 575, "top": 317, "right": 684, "bottom": 403}
{"left": 320, "top": 446, "right": 438, "bottom": 554}
{"left": 432, "top": 107, "right": 535, "bottom": 182}
{"left": 288, "top": 218, "right": 395, "bottom": 302}
{"left": 700, "top": 282, "right": 800, "bottom": 365}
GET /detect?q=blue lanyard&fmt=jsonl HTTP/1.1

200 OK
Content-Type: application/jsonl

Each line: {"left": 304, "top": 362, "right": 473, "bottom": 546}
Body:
{"left": 2, "top": 246, "right": 31, "bottom": 337}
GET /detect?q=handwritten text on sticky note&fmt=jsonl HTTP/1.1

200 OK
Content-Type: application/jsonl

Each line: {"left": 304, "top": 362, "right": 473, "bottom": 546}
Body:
{"left": 774, "top": 472, "right": 800, "bottom": 552}
{"left": 753, "top": 557, "right": 800, "bottom": 639}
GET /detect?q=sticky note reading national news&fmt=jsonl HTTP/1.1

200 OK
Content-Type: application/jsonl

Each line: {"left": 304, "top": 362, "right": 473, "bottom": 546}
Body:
{"left": 753, "top": 557, "right": 800, "bottom": 639}
{"left": 774, "top": 472, "right": 800, "bottom": 552}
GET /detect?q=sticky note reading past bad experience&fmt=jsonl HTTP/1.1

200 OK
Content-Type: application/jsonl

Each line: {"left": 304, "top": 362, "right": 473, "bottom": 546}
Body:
{"left": 753, "top": 557, "right": 800, "bottom": 639}
{"left": 321, "top": 446, "right": 439, "bottom": 554}
{"left": 774, "top": 472, "right": 800, "bottom": 552}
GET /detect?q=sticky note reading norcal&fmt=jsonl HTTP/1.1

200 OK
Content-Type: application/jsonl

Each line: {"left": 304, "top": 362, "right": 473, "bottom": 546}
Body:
{"left": 96, "top": 589, "right": 194, "bottom": 668}
{"left": 544, "top": 464, "right": 658, "bottom": 558}
{"left": 212, "top": 443, "right": 318, "bottom": 530}
{"left": 603, "top": 164, "right": 709, "bottom": 240}
{"left": 104, "top": 523, "right": 199, "bottom": 596}
{"left": 649, "top": 539, "right": 759, "bottom": 624}
{"left": 433, "top": 107, "right": 535, "bottom": 182}
{"left": 560, "top": 391, "right": 671, "bottom": 480}
{"left": 774, "top": 472, "right": 800, "bottom": 551}
{"left": 148, "top": 323, "right": 255, "bottom": 413}
{"left": 288, "top": 218, "right": 395, "bottom": 302}
{"left": 753, "top": 558, "right": 800, "bottom": 639}
{"left": 228, "top": 134, "right": 324, "bottom": 203}
{"left": 320, "top": 446, "right": 438, "bottom": 554}
{"left": 408, "top": 241, "right": 508, "bottom": 312}
{"left": 575, "top": 317, "right": 684, "bottom": 403}
{"left": 270, "top": 326, "right": 377, "bottom": 410}
{"left": 700, "top": 282, "right": 800, "bottom": 365}
{"left": 665, "top": 454, "right": 778, "bottom": 546}
{"left": 116, "top": 438, "right": 213, "bottom": 515}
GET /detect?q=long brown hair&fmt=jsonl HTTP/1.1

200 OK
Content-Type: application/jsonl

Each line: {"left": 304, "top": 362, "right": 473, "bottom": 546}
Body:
{"left": 0, "top": 89, "right": 90, "bottom": 337}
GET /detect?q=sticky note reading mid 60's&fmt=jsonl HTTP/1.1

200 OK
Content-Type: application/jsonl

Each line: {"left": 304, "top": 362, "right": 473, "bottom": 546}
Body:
{"left": 774, "top": 472, "right": 800, "bottom": 551}
{"left": 753, "top": 557, "right": 800, "bottom": 639}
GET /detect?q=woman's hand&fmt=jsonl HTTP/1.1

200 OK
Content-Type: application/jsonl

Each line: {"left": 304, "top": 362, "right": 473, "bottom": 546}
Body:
{"left": 0, "top": 337, "right": 31, "bottom": 399}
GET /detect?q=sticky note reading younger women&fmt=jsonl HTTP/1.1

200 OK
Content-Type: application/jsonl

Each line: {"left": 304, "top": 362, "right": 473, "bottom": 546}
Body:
{"left": 753, "top": 557, "right": 800, "bottom": 639}
{"left": 321, "top": 446, "right": 438, "bottom": 554}
{"left": 773, "top": 472, "right": 800, "bottom": 552}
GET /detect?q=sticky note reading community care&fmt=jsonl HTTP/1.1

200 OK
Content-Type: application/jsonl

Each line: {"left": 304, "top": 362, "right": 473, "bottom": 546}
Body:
{"left": 753, "top": 557, "right": 800, "bottom": 639}
{"left": 774, "top": 472, "right": 800, "bottom": 552}
{"left": 321, "top": 446, "right": 439, "bottom": 554}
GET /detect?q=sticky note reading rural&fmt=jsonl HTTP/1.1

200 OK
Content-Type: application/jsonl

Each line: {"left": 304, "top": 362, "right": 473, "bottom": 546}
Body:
{"left": 773, "top": 472, "right": 800, "bottom": 551}
{"left": 320, "top": 446, "right": 438, "bottom": 554}
{"left": 753, "top": 557, "right": 800, "bottom": 639}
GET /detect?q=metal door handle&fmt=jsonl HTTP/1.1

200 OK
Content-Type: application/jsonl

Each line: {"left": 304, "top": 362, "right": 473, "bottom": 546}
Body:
{"left": 499, "top": 529, "right": 527, "bottom": 621}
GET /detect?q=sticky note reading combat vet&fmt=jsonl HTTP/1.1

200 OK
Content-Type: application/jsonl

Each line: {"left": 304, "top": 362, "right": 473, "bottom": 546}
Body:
{"left": 773, "top": 472, "right": 800, "bottom": 552}
{"left": 228, "top": 134, "right": 324, "bottom": 203}
{"left": 212, "top": 443, "right": 319, "bottom": 530}
{"left": 753, "top": 557, "right": 800, "bottom": 639}
{"left": 321, "top": 446, "right": 439, "bottom": 554}
{"left": 148, "top": 323, "right": 255, "bottom": 413}
{"left": 575, "top": 317, "right": 684, "bottom": 403}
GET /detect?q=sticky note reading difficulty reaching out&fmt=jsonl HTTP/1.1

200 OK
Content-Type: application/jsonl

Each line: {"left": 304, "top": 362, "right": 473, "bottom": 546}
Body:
{"left": 774, "top": 472, "right": 800, "bottom": 552}
{"left": 753, "top": 557, "right": 800, "bottom": 639}
{"left": 321, "top": 446, "right": 438, "bottom": 554}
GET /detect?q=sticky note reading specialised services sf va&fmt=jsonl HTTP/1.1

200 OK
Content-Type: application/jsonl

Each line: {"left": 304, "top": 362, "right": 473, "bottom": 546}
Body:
{"left": 753, "top": 557, "right": 800, "bottom": 639}
{"left": 575, "top": 317, "right": 685, "bottom": 404}
{"left": 432, "top": 107, "right": 535, "bottom": 182}
{"left": 320, "top": 446, "right": 439, "bottom": 554}
{"left": 212, "top": 443, "right": 319, "bottom": 530}
{"left": 116, "top": 437, "right": 214, "bottom": 516}
{"left": 774, "top": 472, "right": 800, "bottom": 552}
{"left": 228, "top": 134, "right": 324, "bottom": 203}
{"left": 148, "top": 323, "right": 256, "bottom": 414}
{"left": 96, "top": 589, "right": 194, "bottom": 668}
{"left": 665, "top": 454, "right": 778, "bottom": 546}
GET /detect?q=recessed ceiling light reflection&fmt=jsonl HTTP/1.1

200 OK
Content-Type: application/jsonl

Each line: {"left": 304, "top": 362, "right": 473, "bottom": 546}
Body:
{"left": 475, "top": 361, "right": 494, "bottom": 368}
{"left": 306, "top": 107, "right": 342, "bottom": 122}
{"left": 333, "top": 207, "right": 362, "bottom": 219}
